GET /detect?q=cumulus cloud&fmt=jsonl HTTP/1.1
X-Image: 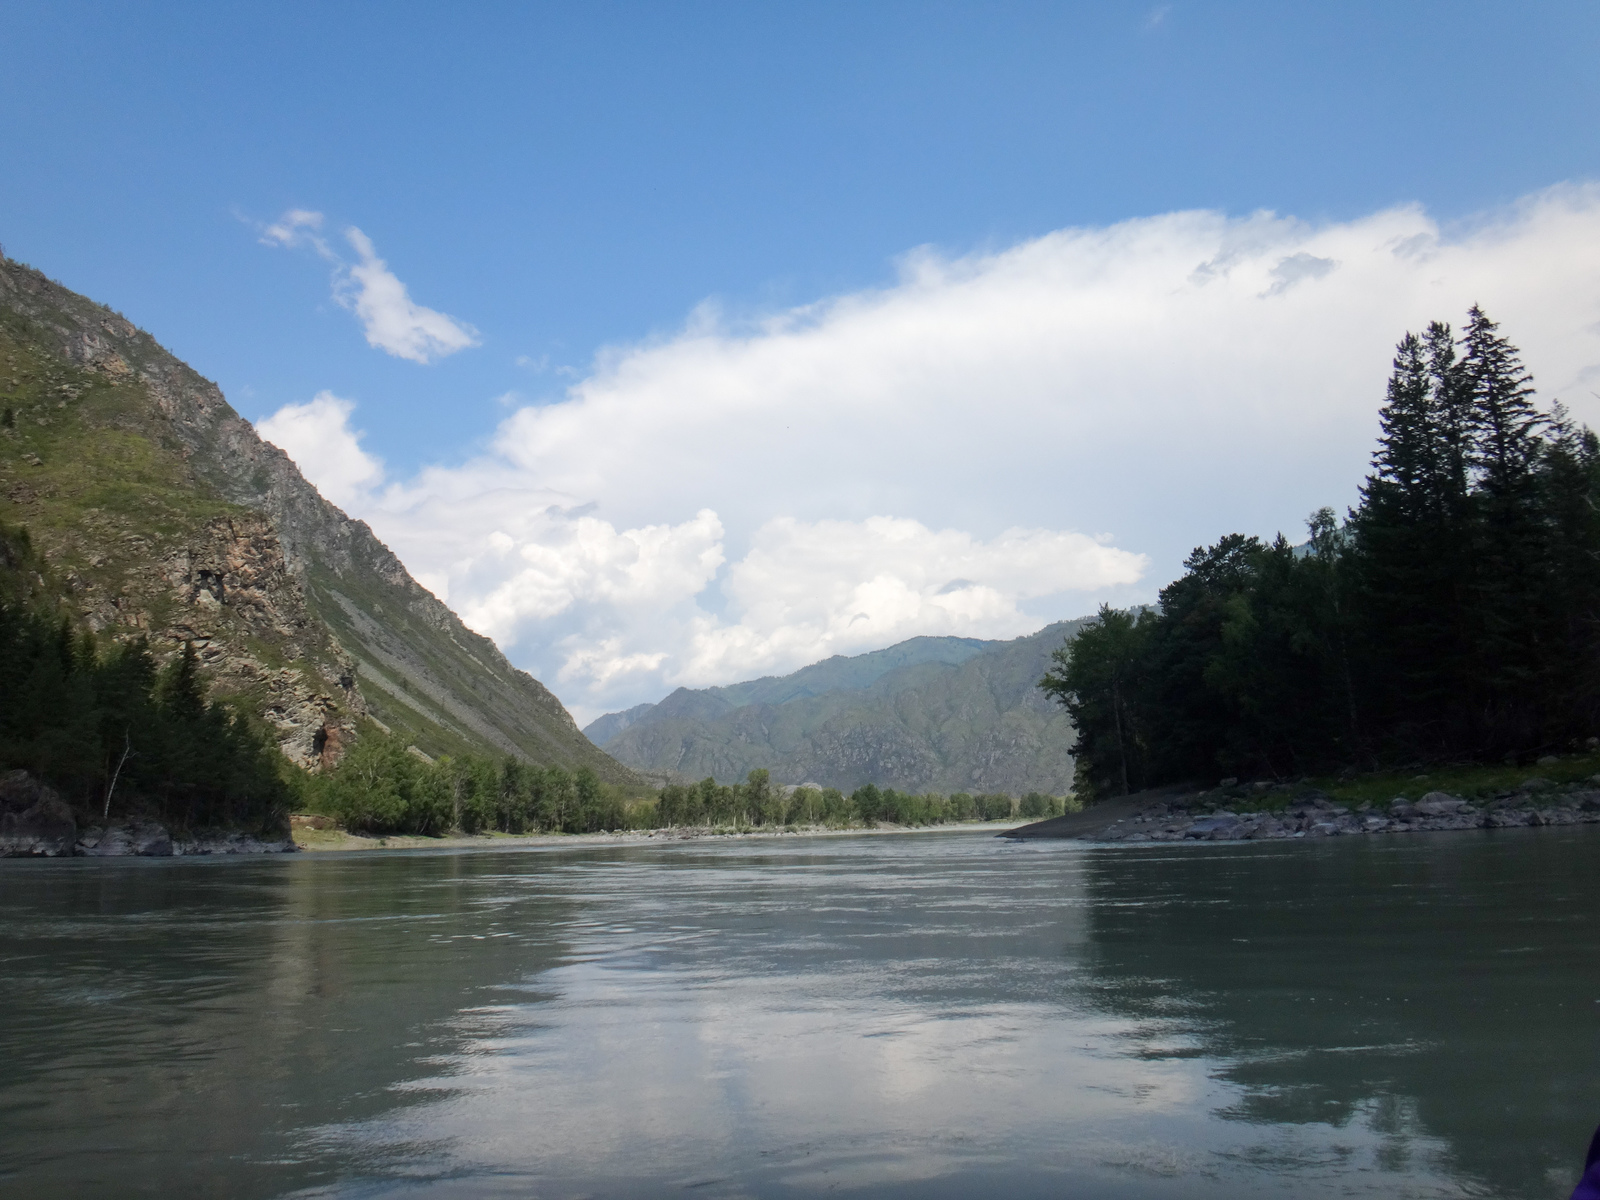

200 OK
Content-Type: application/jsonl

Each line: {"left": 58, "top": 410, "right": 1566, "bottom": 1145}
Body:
{"left": 255, "top": 392, "right": 384, "bottom": 511}
{"left": 259, "top": 209, "right": 480, "bottom": 363}
{"left": 265, "top": 185, "right": 1600, "bottom": 722}
{"left": 679, "top": 517, "right": 1146, "bottom": 685}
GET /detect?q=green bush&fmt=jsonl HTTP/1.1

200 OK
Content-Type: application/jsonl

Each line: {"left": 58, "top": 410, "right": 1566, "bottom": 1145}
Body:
{"left": 976, "top": 793, "right": 1015, "bottom": 821}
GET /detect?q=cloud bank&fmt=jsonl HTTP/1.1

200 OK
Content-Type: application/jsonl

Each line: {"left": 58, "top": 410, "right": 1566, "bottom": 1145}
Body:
{"left": 257, "top": 185, "right": 1600, "bottom": 723}
{"left": 260, "top": 210, "right": 479, "bottom": 363}
{"left": 255, "top": 391, "right": 383, "bottom": 510}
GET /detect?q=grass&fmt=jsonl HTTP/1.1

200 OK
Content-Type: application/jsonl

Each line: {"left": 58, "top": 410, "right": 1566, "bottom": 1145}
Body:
{"left": 1318, "top": 753, "right": 1600, "bottom": 807}
{"left": 1199, "top": 750, "right": 1600, "bottom": 813}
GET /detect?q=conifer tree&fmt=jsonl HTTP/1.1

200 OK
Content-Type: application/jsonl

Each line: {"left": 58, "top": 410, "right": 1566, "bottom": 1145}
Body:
{"left": 1454, "top": 306, "right": 1546, "bottom": 744}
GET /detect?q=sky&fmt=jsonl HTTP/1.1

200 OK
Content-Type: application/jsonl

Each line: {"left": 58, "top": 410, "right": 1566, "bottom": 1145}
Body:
{"left": 4, "top": 2, "right": 1600, "bottom": 725}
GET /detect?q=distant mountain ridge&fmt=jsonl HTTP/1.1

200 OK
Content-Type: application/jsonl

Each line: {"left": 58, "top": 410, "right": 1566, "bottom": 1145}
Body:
{"left": 585, "top": 624, "right": 1088, "bottom": 794}
{"left": 0, "top": 255, "right": 641, "bottom": 787}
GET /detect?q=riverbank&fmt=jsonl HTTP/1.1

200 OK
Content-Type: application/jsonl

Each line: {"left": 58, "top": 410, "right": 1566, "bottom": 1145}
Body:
{"left": 289, "top": 814, "right": 1028, "bottom": 851}
{"left": 1007, "top": 755, "right": 1600, "bottom": 843}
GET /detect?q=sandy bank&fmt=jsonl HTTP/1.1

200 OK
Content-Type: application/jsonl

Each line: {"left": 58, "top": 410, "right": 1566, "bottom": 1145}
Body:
{"left": 290, "top": 818, "right": 1029, "bottom": 852}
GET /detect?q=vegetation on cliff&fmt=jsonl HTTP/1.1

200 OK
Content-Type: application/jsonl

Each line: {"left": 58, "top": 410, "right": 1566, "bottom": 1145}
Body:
{"left": 1046, "top": 308, "right": 1600, "bottom": 798}
{"left": 0, "top": 522, "right": 294, "bottom": 831}
{"left": 0, "top": 254, "right": 642, "bottom": 785}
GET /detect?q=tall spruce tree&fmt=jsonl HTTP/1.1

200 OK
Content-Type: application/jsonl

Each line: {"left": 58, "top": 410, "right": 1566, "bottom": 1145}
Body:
{"left": 1532, "top": 405, "right": 1600, "bottom": 739}
{"left": 1457, "top": 306, "right": 1546, "bottom": 745}
{"left": 1350, "top": 326, "right": 1473, "bottom": 751}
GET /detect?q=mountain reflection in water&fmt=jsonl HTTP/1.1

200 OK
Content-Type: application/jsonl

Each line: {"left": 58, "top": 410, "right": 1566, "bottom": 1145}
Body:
{"left": 0, "top": 828, "right": 1594, "bottom": 1199}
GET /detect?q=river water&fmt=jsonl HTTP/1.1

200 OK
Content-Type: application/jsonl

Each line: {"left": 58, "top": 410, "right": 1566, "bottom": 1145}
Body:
{"left": 1, "top": 827, "right": 1596, "bottom": 1199}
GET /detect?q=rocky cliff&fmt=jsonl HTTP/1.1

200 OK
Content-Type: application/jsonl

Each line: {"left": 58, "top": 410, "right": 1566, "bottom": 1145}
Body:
{"left": 0, "top": 254, "right": 640, "bottom": 786}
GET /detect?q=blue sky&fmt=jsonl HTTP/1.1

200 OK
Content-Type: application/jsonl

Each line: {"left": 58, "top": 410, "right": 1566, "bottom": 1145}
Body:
{"left": 5, "top": 3, "right": 1600, "bottom": 720}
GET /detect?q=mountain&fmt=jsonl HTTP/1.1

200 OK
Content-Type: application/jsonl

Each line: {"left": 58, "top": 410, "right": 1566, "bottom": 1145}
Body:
{"left": 585, "top": 623, "right": 1088, "bottom": 794}
{"left": 0, "top": 254, "right": 640, "bottom": 788}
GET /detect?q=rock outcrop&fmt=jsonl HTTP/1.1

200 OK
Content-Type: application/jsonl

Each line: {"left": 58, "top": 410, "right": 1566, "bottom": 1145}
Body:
{"left": 0, "top": 770, "right": 76, "bottom": 856}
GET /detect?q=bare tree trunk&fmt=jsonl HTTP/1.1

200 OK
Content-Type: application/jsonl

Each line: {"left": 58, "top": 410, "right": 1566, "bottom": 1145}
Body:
{"left": 103, "top": 730, "right": 132, "bottom": 822}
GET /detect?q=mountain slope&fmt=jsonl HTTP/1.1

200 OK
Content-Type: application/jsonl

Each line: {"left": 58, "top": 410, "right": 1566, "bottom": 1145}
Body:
{"left": 0, "top": 254, "right": 640, "bottom": 787}
{"left": 587, "top": 622, "right": 1087, "bottom": 794}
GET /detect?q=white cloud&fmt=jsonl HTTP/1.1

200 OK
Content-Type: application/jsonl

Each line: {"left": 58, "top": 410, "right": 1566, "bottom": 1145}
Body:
{"left": 255, "top": 392, "right": 384, "bottom": 511}
{"left": 337, "top": 227, "right": 481, "bottom": 364}
{"left": 258, "top": 208, "right": 328, "bottom": 253}
{"left": 678, "top": 517, "right": 1146, "bottom": 686}
{"left": 266, "top": 185, "right": 1600, "bottom": 722}
{"left": 259, "top": 209, "right": 480, "bottom": 364}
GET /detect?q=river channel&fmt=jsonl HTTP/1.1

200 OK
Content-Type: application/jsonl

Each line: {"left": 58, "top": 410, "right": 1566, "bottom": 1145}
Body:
{"left": 1, "top": 826, "right": 1596, "bottom": 1198}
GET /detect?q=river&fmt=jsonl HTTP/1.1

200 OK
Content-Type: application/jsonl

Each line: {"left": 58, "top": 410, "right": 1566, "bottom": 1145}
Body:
{"left": 1, "top": 826, "right": 1596, "bottom": 1198}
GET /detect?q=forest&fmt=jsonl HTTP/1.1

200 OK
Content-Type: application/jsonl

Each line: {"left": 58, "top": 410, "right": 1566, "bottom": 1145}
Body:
{"left": 1043, "top": 307, "right": 1600, "bottom": 799}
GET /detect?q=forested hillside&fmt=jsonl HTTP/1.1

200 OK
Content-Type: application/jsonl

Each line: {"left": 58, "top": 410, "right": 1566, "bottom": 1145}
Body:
{"left": 590, "top": 625, "right": 1086, "bottom": 794}
{"left": 1046, "top": 307, "right": 1600, "bottom": 798}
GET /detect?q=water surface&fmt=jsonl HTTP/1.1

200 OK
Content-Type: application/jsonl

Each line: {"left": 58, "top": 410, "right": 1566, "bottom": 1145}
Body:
{"left": 1, "top": 827, "right": 1596, "bottom": 1198}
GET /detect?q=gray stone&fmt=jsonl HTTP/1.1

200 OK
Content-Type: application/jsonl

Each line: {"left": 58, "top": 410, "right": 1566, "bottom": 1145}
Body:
{"left": 1487, "top": 810, "right": 1532, "bottom": 828}
{"left": 1519, "top": 777, "right": 1555, "bottom": 793}
{"left": 1185, "top": 815, "right": 1248, "bottom": 840}
{"left": 0, "top": 772, "right": 76, "bottom": 857}
{"left": 1415, "top": 792, "right": 1469, "bottom": 817}
{"left": 176, "top": 831, "right": 297, "bottom": 854}
{"left": 76, "top": 819, "right": 173, "bottom": 857}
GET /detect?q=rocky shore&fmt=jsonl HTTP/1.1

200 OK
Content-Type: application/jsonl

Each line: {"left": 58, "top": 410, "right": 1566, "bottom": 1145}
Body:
{"left": 0, "top": 771, "right": 296, "bottom": 858}
{"left": 1017, "top": 776, "right": 1600, "bottom": 844}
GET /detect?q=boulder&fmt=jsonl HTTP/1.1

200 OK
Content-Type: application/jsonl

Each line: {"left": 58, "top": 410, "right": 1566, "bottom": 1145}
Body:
{"left": 131, "top": 821, "right": 173, "bottom": 856}
{"left": 75, "top": 819, "right": 173, "bottom": 857}
{"left": 0, "top": 768, "right": 45, "bottom": 813}
{"left": 0, "top": 773, "right": 77, "bottom": 857}
{"left": 1187, "top": 816, "right": 1245, "bottom": 839}
{"left": 1487, "top": 810, "right": 1532, "bottom": 828}
{"left": 1415, "top": 792, "right": 1469, "bottom": 817}
{"left": 1519, "top": 777, "right": 1555, "bottom": 793}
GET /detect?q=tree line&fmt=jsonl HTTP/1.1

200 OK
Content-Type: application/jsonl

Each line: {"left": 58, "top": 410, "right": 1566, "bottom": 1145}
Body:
{"left": 1042, "top": 307, "right": 1600, "bottom": 798}
{"left": 310, "top": 736, "right": 1067, "bottom": 835}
